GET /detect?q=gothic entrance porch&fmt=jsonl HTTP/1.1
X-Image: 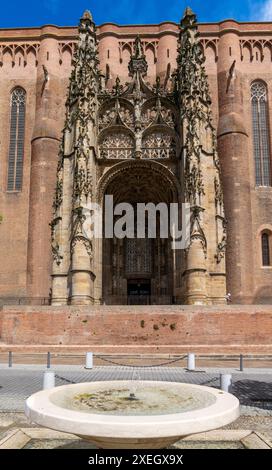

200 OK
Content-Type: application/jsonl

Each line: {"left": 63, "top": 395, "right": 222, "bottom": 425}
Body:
{"left": 50, "top": 10, "right": 227, "bottom": 307}
{"left": 101, "top": 162, "right": 179, "bottom": 305}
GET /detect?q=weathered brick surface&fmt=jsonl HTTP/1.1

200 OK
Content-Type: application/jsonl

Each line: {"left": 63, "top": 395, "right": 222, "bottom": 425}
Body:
{"left": 0, "top": 305, "right": 271, "bottom": 354}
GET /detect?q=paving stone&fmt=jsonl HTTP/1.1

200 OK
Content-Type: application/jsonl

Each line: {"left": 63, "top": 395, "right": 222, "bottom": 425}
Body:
{"left": 254, "top": 431, "right": 272, "bottom": 448}
{"left": 0, "top": 416, "right": 14, "bottom": 427}
{"left": 21, "top": 428, "right": 79, "bottom": 440}
{"left": 0, "top": 429, "right": 30, "bottom": 449}
{"left": 172, "top": 441, "right": 244, "bottom": 449}
{"left": 183, "top": 430, "right": 251, "bottom": 441}
{"left": 241, "top": 433, "right": 271, "bottom": 449}
{"left": 24, "top": 439, "right": 93, "bottom": 449}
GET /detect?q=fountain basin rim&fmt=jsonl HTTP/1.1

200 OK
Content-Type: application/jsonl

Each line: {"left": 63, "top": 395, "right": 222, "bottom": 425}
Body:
{"left": 25, "top": 381, "right": 239, "bottom": 439}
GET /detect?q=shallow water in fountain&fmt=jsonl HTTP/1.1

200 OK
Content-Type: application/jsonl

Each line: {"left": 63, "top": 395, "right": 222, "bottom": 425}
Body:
{"left": 55, "top": 384, "right": 217, "bottom": 416}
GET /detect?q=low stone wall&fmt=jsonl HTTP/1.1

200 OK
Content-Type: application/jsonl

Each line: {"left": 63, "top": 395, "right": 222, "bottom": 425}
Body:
{"left": 0, "top": 305, "right": 271, "bottom": 354}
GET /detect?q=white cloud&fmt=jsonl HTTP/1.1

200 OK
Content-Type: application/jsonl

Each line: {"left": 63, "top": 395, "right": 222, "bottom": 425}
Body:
{"left": 259, "top": 0, "right": 272, "bottom": 20}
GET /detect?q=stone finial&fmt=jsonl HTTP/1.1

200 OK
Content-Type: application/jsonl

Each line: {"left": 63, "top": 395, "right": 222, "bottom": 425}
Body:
{"left": 181, "top": 6, "right": 197, "bottom": 27}
{"left": 133, "top": 35, "right": 144, "bottom": 59}
{"left": 79, "top": 9, "right": 95, "bottom": 35}
{"left": 82, "top": 10, "right": 93, "bottom": 20}
{"left": 184, "top": 6, "right": 195, "bottom": 17}
{"left": 128, "top": 35, "right": 148, "bottom": 77}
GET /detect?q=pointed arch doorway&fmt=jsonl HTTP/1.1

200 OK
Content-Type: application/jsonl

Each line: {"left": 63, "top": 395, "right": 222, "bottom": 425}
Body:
{"left": 100, "top": 161, "right": 181, "bottom": 305}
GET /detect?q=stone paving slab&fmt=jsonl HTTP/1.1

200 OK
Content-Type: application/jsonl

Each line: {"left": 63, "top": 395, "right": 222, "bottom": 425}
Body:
{"left": 182, "top": 430, "right": 252, "bottom": 441}
{"left": 0, "top": 412, "right": 271, "bottom": 450}
{"left": 241, "top": 433, "right": 271, "bottom": 449}
{"left": 0, "top": 429, "right": 31, "bottom": 449}
{"left": 0, "top": 426, "right": 270, "bottom": 450}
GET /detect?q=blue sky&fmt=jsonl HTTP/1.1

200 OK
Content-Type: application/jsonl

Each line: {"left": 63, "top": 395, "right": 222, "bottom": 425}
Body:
{"left": 0, "top": 0, "right": 272, "bottom": 28}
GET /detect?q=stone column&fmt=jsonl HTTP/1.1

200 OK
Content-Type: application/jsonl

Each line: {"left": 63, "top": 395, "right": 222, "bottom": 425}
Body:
{"left": 177, "top": 8, "right": 226, "bottom": 305}
{"left": 51, "top": 150, "right": 73, "bottom": 305}
{"left": 217, "top": 21, "right": 254, "bottom": 303}
{"left": 50, "top": 11, "right": 100, "bottom": 306}
{"left": 27, "top": 28, "right": 62, "bottom": 301}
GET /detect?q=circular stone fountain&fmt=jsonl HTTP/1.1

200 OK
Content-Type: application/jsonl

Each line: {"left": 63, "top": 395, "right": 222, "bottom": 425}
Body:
{"left": 25, "top": 381, "right": 239, "bottom": 449}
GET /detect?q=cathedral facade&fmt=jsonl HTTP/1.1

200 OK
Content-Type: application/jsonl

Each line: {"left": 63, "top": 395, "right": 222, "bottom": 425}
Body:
{"left": 0, "top": 8, "right": 272, "bottom": 307}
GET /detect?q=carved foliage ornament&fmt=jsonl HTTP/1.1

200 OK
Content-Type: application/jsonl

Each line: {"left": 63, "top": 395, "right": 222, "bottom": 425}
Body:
{"left": 50, "top": 217, "right": 63, "bottom": 266}
{"left": 71, "top": 208, "right": 93, "bottom": 258}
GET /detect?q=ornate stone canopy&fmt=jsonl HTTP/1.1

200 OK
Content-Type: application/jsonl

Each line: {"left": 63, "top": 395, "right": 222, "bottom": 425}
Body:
{"left": 50, "top": 8, "right": 227, "bottom": 306}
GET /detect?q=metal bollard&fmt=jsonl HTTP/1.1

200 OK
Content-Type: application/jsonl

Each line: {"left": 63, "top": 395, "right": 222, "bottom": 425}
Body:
{"left": 47, "top": 352, "right": 51, "bottom": 369}
{"left": 187, "top": 353, "right": 195, "bottom": 371}
{"left": 85, "top": 352, "right": 93, "bottom": 369}
{"left": 8, "top": 351, "right": 12, "bottom": 368}
{"left": 239, "top": 354, "right": 244, "bottom": 372}
{"left": 43, "top": 371, "right": 55, "bottom": 390}
{"left": 220, "top": 374, "right": 232, "bottom": 392}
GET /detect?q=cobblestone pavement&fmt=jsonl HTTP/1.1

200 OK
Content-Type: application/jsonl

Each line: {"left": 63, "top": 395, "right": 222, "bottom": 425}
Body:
{"left": 0, "top": 365, "right": 271, "bottom": 412}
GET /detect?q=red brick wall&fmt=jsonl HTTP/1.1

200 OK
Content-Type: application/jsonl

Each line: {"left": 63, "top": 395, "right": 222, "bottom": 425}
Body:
{"left": 0, "top": 305, "right": 271, "bottom": 354}
{"left": 0, "top": 19, "right": 272, "bottom": 304}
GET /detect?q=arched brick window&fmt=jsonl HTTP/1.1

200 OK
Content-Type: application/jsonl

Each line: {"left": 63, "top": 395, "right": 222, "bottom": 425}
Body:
{"left": 7, "top": 87, "right": 26, "bottom": 191}
{"left": 261, "top": 232, "right": 271, "bottom": 266}
{"left": 251, "top": 81, "right": 271, "bottom": 186}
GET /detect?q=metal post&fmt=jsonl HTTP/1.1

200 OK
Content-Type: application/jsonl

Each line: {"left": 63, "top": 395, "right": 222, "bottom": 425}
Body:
{"left": 47, "top": 352, "right": 51, "bottom": 369}
{"left": 8, "top": 351, "right": 12, "bottom": 368}
{"left": 220, "top": 374, "right": 232, "bottom": 392}
{"left": 239, "top": 354, "right": 244, "bottom": 372}
{"left": 85, "top": 352, "right": 93, "bottom": 369}
{"left": 43, "top": 371, "right": 55, "bottom": 390}
{"left": 187, "top": 353, "right": 195, "bottom": 371}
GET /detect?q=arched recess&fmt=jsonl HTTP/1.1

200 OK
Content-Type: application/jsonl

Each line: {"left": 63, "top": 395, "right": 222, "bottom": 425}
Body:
{"left": 145, "top": 44, "right": 156, "bottom": 80}
{"left": 97, "top": 160, "right": 182, "bottom": 305}
{"left": 98, "top": 98, "right": 134, "bottom": 131}
{"left": 251, "top": 80, "right": 271, "bottom": 186}
{"left": 241, "top": 42, "right": 253, "bottom": 62}
{"left": 263, "top": 41, "right": 272, "bottom": 62}
{"left": 7, "top": 86, "right": 26, "bottom": 191}
{"left": 256, "top": 224, "right": 272, "bottom": 268}
{"left": 260, "top": 229, "right": 272, "bottom": 267}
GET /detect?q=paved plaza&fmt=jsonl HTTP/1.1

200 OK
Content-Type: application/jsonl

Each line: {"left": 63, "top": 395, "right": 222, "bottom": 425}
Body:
{"left": 0, "top": 363, "right": 271, "bottom": 449}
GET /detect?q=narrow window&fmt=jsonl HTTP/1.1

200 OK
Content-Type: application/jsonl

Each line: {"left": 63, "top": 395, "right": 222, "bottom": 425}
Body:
{"left": 262, "top": 232, "right": 270, "bottom": 266}
{"left": 7, "top": 87, "right": 26, "bottom": 191}
{"left": 167, "top": 48, "right": 170, "bottom": 58}
{"left": 106, "top": 64, "right": 110, "bottom": 82}
{"left": 107, "top": 49, "right": 110, "bottom": 59}
{"left": 251, "top": 81, "right": 271, "bottom": 186}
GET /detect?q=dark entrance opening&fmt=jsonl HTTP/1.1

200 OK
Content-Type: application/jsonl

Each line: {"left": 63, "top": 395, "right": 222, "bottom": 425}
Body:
{"left": 127, "top": 279, "right": 151, "bottom": 305}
